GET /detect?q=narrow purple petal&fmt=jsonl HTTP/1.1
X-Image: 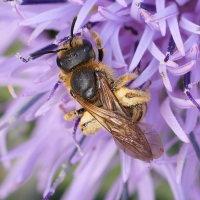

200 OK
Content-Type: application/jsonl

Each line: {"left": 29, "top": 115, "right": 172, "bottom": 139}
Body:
{"left": 74, "top": 0, "right": 99, "bottom": 32}
{"left": 33, "top": 67, "right": 59, "bottom": 83}
{"left": 135, "top": 160, "right": 154, "bottom": 200}
{"left": 68, "top": 0, "right": 84, "bottom": 5}
{"left": 90, "top": 0, "right": 132, "bottom": 22}
{"left": 62, "top": 138, "right": 117, "bottom": 200}
{"left": 43, "top": 135, "right": 86, "bottom": 199}
{"left": 120, "top": 151, "right": 131, "bottom": 183}
{"left": 154, "top": 164, "right": 185, "bottom": 200}
{"left": 167, "top": 16, "right": 185, "bottom": 56}
{"left": 35, "top": 84, "right": 68, "bottom": 117}
{"left": 130, "top": 0, "right": 142, "bottom": 22}
{"left": 100, "top": 21, "right": 118, "bottom": 46}
{"left": 159, "top": 64, "right": 173, "bottom": 92}
{"left": 170, "top": 34, "right": 200, "bottom": 61}
{"left": 168, "top": 93, "right": 200, "bottom": 109}
{"left": 182, "top": 156, "right": 198, "bottom": 199}
{"left": 167, "top": 60, "right": 196, "bottom": 76}
{"left": 112, "top": 60, "right": 128, "bottom": 70}
{"left": 129, "top": 26, "right": 154, "bottom": 72}
{"left": 19, "top": 4, "right": 79, "bottom": 26}
{"left": 98, "top": 6, "right": 131, "bottom": 22}
{"left": 139, "top": 9, "right": 158, "bottom": 30}
{"left": 148, "top": 42, "right": 178, "bottom": 67}
{"left": 43, "top": 148, "right": 72, "bottom": 198}
{"left": 130, "top": 58, "right": 158, "bottom": 88}
{"left": 146, "top": 3, "right": 179, "bottom": 23}
{"left": 179, "top": 13, "right": 200, "bottom": 34}
{"left": 186, "top": 43, "right": 199, "bottom": 60}
{"left": 110, "top": 25, "right": 126, "bottom": 64}
{"left": 116, "top": 0, "right": 127, "bottom": 7}
{"left": 184, "top": 108, "right": 198, "bottom": 134}
{"left": 155, "top": 0, "right": 166, "bottom": 36}
{"left": 175, "top": 144, "right": 190, "bottom": 184}
{"left": 160, "top": 98, "right": 190, "bottom": 143}
{"left": 27, "top": 21, "right": 52, "bottom": 45}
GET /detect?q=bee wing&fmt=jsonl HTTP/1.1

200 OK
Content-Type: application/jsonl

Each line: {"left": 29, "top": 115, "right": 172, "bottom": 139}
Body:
{"left": 70, "top": 72, "right": 164, "bottom": 162}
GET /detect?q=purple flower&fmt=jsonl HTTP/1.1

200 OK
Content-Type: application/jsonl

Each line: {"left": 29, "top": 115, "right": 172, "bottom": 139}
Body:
{"left": 0, "top": 0, "right": 200, "bottom": 200}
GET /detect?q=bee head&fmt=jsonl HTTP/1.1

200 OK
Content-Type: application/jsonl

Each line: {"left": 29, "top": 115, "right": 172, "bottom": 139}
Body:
{"left": 56, "top": 16, "right": 95, "bottom": 72}
{"left": 56, "top": 37, "right": 96, "bottom": 72}
{"left": 28, "top": 17, "right": 96, "bottom": 72}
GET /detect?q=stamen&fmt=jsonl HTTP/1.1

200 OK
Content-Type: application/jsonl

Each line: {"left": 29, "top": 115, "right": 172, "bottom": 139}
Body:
{"left": 189, "top": 132, "right": 200, "bottom": 161}
{"left": 71, "top": 117, "right": 84, "bottom": 156}
{"left": 164, "top": 36, "right": 176, "bottom": 63}
{"left": 183, "top": 73, "right": 200, "bottom": 111}
{"left": 47, "top": 81, "right": 61, "bottom": 101}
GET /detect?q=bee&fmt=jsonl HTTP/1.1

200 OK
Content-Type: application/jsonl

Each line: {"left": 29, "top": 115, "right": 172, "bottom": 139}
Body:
{"left": 33, "top": 17, "right": 164, "bottom": 162}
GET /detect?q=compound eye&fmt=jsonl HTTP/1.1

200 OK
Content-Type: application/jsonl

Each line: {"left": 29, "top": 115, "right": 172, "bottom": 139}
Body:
{"left": 56, "top": 56, "right": 62, "bottom": 69}
{"left": 83, "top": 40, "right": 92, "bottom": 52}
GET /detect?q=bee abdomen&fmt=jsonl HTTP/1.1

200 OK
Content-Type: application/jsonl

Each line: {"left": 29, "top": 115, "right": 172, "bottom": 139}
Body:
{"left": 125, "top": 103, "right": 147, "bottom": 122}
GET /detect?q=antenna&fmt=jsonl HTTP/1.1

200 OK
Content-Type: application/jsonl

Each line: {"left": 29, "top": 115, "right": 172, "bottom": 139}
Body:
{"left": 70, "top": 16, "right": 78, "bottom": 47}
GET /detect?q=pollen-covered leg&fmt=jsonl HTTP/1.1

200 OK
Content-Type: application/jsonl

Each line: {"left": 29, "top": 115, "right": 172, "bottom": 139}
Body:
{"left": 112, "top": 71, "right": 139, "bottom": 90}
{"left": 88, "top": 27, "right": 104, "bottom": 62}
{"left": 80, "top": 111, "right": 101, "bottom": 135}
{"left": 114, "top": 85, "right": 151, "bottom": 107}
{"left": 61, "top": 107, "right": 85, "bottom": 121}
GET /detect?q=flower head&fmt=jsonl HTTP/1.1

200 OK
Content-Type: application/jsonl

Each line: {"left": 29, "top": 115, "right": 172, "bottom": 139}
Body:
{"left": 0, "top": 0, "right": 200, "bottom": 200}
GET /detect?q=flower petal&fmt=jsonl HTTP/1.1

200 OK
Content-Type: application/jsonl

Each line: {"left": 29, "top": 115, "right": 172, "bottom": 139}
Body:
{"left": 130, "top": 58, "right": 158, "bottom": 88}
{"left": 129, "top": 25, "right": 154, "bottom": 72}
{"left": 146, "top": 4, "right": 179, "bottom": 23}
{"left": 155, "top": 0, "right": 166, "bottom": 36}
{"left": 148, "top": 42, "right": 178, "bottom": 67}
{"left": 167, "top": 60, "right": 196, "bottom": 76}
{"left": 159, "top": 64, "right": 173, "bottom": 92}
{"left": 160, "top": 98, "right": 190, "bottom": 143}
{"left": 167, "top": 16, "right": 185, "bottom": 57}
{"left": 175, "top": 144, "right": 190, "bottom": 184}
{"left": 110, "top": 25, "right": 126, "bottom": 64}
{"left": 98, "top": 6, "right": 131, "bottom": 22}
{"left": 170, "top": 34, "right": 200, "bottom": 61}
{"left": 120, "top": 151, "right": 132, "bottom": 183}
{"left": 19, "top": 4, "right": 79, "bottom": 26}
{"left": 168, "top": 93, "right": 200, "bottom": 109}
{"left": 179, "top": 13, "right": 200, "bottom": 34}
{"left": 35, "top": 84, "right": 68, "bottom": 117}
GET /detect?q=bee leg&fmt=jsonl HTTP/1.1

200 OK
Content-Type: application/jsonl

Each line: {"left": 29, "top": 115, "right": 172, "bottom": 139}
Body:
{"left": 112, "top": 71, "right": 139, "bottom": 90}
{"left": 88, "top": 26, "right": 104, "bottom": 62}
{"left": 80, "top": 111, "right": 101, "bottom": 135}
{"left": 60, "top": 105, "right": 85, "bottom": 121}
{"left": 114, "top": 84, "right": 151, "bottom": 107}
